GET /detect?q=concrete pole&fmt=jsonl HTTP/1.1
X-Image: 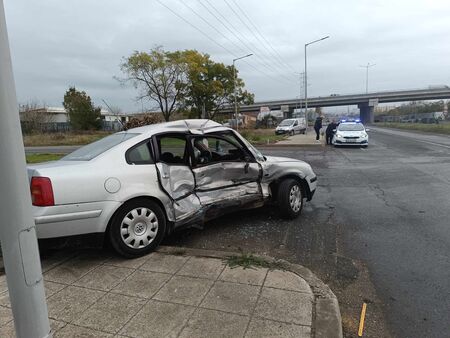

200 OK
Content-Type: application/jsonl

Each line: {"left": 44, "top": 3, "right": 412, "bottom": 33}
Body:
{"left": 233, "top": 59, "right": 238, "bottom": 132}
{"left": 0, "top": 1, "right": 52, "bottom": 337}
{"left": 304, "top": 44, "right": 308, "bottom": 134}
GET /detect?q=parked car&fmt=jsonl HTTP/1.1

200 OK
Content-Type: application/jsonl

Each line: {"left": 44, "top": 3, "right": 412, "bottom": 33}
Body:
{"left": 275, "top": 118, "right": 306, "bottom": 135}
{"left": 28, "top": 120, "right": 317, "bottom": 257}
{"left": 332, "top": 121, "right": 369, "bottom": 147}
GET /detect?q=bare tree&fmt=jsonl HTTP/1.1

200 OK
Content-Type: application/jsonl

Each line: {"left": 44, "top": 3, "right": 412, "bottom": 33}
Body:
{"left": 19, "top": 100, "right": 54, "bottom": 133}
{"left": 119, "top": 47, "right": 186, "bottom": 122}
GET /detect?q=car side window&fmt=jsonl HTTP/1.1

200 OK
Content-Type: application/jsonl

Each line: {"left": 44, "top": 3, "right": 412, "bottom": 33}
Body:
{"left": 126, "top": 141, "right": 153, "bottom": 165}
{"left": 293, "top": 121, "right": 298, "bottom": 126}
{"left": 157, "top": 135, "right": 188, "bottom": 165}
{"left": 192, "top": 136, "right": 245, "bottom": 166}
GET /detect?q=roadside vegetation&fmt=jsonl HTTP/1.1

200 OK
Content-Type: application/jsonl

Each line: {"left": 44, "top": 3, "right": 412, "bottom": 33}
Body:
{"left": 239, "top": 128, "right": 286, "bottom": 145}
{"left": 23, "top": 131, "right": 111, "bottom": 147}
{"left": 375, "top": 122, "right": 450, "bottom": 135}
{"left": 226, "top": 253, "right": 287, "bottom": 270}
{"left": 26, "top": 153, "right": 65, "bottom": 163}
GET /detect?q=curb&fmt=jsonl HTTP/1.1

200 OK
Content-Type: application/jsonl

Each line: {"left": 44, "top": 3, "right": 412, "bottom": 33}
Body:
{"left": 258, "top": 143, "right": 326, "bottom": 148}
{"left": 157, "top": 246, "right": 343, "bottom": 338}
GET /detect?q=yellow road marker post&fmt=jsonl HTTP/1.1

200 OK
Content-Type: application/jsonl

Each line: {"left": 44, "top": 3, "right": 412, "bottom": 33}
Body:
{"left": 358, "top": 302, "right": 367, "bottom": 336}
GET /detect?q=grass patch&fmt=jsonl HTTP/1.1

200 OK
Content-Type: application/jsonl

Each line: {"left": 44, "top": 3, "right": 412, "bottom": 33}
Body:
{"left": 26, "top": 153, "right": 65, "bottom": 164}
{"left": 23, "top": 131, "right": 112, "bottom": 147}
{"left": 239, "top": 129, "right": 286, "bottom": 145}
{"left": 225, "top": 253, "right": 287, "bottom": 270}
{"left": 375, "top": 122, "right": 450, "bottom": 135}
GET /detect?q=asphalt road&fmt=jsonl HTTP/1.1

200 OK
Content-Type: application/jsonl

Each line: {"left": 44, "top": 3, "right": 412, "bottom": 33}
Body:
{"left": 164, "top": 128, "right": 450, "bottom": 338}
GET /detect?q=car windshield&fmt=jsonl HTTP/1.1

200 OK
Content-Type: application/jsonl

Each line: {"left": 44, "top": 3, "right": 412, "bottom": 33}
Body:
{"left": 62, "top": 133, "right": 139, "bottom": 161}
{"left": 338, "top": 123, "right": 365, "bottom": 131}
{"left": 279, "top": 119, "right": 294, "bottom": 126}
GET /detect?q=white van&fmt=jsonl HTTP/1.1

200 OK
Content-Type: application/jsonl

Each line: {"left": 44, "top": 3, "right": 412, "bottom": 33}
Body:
{"left": 275, "top": 118, "right": 306, "bottom": 135}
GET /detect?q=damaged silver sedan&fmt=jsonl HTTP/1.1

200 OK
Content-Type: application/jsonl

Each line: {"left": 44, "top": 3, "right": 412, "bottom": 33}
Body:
{"left": 28, "top": 120, "right": 317, "bottom": 257}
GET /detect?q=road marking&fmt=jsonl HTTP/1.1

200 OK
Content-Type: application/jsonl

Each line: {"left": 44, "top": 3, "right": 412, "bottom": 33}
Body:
{"left": 358, "top": 302, "right": 367, "bottom": 336}
{"left": 373, "top": 129, "right": 450, "bottom": 149}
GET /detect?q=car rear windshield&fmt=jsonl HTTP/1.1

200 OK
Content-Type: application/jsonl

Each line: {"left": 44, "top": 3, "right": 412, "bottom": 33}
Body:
{"left": 62, "top": 133, "right": 140, "bottom": 161}
{"left": 338, "top": 123, "right": 364, "bottom": 131}
{"left": 279, "top": 119, "right": 294, "bottom": 126}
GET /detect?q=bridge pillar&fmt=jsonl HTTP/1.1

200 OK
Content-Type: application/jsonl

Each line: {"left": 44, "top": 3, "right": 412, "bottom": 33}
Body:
{"left": 358, "top": 103, "right": 374, "bottom": 124}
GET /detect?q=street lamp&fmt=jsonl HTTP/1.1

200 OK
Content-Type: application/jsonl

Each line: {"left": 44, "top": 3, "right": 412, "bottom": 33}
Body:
{"left": 304, "top": 36, "right": 329, "bottom": 134}
{"left": 359, "top": 63, "right": 376, "bottom": 94}
{"left": 233, "top": 53, "right": 253, "bottom": 131}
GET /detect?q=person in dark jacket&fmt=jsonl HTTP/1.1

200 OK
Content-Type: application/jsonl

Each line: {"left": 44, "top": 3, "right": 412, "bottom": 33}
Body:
{"left": 326, "top": 119, "right": 338, "bottom": 145}
{"left": 313, "top": 116, "right": 323, "bottom": 141}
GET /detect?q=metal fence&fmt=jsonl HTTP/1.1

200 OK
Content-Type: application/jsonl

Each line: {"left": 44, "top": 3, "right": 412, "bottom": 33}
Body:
{"left": 20, "top": 121, "right": 123, "bottom": 134}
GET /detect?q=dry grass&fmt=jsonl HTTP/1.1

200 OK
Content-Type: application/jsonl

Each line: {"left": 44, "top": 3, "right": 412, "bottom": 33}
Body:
{"left": 239, "top": 128, "right": 286, "bottom": 145}
{"left": 375, "top": 122, "right": 450, "bottom": 135}
{"left": 23, "top": 131, "right": 112, "bottom": 147}
{"left": 26, "top": 153, "right": 65, "bottom": 163}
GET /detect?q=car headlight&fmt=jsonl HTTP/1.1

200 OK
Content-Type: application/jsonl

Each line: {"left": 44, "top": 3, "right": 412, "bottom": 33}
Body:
{"left": 361, "top": 133, "right": 368, "bottom": 138}
{"left": 336, "top": 133, "right": 344, "bottom": 138}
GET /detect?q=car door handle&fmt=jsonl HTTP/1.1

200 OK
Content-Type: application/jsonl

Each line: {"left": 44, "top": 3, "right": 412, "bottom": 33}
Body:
{"left": 244, "top": 163, "right": 249, "bottom": 174}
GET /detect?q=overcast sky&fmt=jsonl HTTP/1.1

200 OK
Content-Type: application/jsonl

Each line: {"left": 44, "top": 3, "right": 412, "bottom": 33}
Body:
{"left": 4, "top": 0, "right": 450, "bottom": 113}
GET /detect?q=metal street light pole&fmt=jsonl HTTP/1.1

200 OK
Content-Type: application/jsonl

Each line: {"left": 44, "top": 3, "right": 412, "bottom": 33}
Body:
{"left": 304, "top": 36, "right": 329, "bottom": 134}
{"left": 0, "top": 1, "right": 51, "bottom": 337}
{"left": 233, "top": 53, "right": 253, "bottom": 132}
{"left": 359, "top": 63, "right": 376, "bottom": 94}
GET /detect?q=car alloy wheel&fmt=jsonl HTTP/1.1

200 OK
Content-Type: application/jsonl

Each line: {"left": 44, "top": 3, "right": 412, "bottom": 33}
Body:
{"left": 120, "top": 207, "right": 158, "bottom": 249}
{"left": 289, "top": 185, "right": 302, "bottom": 212}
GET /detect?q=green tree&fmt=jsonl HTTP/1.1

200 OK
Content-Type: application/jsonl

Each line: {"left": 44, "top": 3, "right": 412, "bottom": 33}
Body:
{"left": 63, "top": 87, "right": 101, "bottom": 130}
{"left": 119, "top": 47, "right": 186, "bottom": 122}
{"left": 181, "top": 50, "right": 254, "bottom": 119}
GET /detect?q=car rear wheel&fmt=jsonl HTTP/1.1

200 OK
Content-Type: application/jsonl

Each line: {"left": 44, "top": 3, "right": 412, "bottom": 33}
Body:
{"left": 277, "top": 178, "right": 303, "bottom": 219}
{"left": 109, "top": 199, "right": 166, "bottom": 258}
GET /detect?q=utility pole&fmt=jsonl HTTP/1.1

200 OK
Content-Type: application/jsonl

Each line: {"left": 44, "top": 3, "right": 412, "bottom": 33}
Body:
{"left": 359, "top": 63, "right": 376, "bottom": 94}
{"left": 0, "top": 1, "right": 51, "bottom": 337}
{"left": 304, "top": 36, "right": 329, "bottom": 134}
{"left": 233, "top": 53, "right": 253, "bottom": 132}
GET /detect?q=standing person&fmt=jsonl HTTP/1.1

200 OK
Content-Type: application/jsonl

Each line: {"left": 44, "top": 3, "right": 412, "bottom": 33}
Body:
{"left": 314, "top": 116, "right": 323, "bottom": 142}
{"left": 326, "top": 119, "right": 338, "bottom": 145}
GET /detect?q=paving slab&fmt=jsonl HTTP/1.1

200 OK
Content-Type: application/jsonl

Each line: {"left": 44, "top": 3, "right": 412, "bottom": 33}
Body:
{"left": 55, "top": 324, "right": 113, "bottom": 337}
{"left": 254, "top": 287, "right": 313, "bottom": 326}
{"left": 200, "top": 280, "right": 260, "bottom": 315}
{"left": 179, "top": 308, "right": 249, "bottom": 338}
{"left": 73, "top": 265, "right": 133, "bottom": 291}
{"left": 219, "top": 266, "right": 268, "bottom": 285}
{"left": 139, "top": 252, "right": 189, "bottom": 274}
{"left": 264, "top": 269, "right": 312, "bottom": 294}
{"left": 153, "top": 275, "right": 214, "bottom": 306}
{"left": 47, "top": 285, "right": 105, "bottom": 322}
{"left": 120, "top": 300, "right": 195, "bottom": 338}
{"left": 177, "top": 256, "right": 225, "bottom": 280}
{"left": 245, "top": 317, "right": 311, "bottom": 338}
{"left": 74, "top": 293, "right": 145, "bottom": 334}
{"left": 111, "top": 269, "right": 171, "bottom": 299}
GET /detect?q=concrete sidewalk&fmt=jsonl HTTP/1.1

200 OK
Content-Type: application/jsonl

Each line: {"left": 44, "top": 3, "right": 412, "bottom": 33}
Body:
{"left": 275, "top": 130, "right": 326, "bottom": 147}
{"left": 0, "top": 247, "right": 342, "bottom": 338}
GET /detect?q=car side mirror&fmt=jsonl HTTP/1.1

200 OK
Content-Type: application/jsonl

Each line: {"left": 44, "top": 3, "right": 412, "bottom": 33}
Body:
{"left": 333, "top": 129, "right": 337, "bottom": 132}
{"left": 365, "top": 128, "right": 370, "bottom": 132}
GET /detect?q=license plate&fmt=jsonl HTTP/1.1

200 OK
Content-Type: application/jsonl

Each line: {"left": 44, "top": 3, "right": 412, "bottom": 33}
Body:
{"left": 345, "top": 139, "right": 356, "bottom": 143}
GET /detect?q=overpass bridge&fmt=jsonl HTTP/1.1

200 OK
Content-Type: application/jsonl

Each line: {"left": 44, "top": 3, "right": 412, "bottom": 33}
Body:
{"left": 221, "top": 87, "right": 450, "bottom": 123}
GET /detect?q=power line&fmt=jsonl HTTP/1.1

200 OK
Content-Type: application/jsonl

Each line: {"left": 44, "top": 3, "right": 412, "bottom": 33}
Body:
{"left": 230, "top": 0, "right": 298, "bottom": 73}
{"left": 185, "top": 0, "right": 295, "bottom": 84}
{"left": 153, "top": 0, "right": 294, "bottom": 85}
{"left": 222, "top": 0, "right": 297, "bottom": 80}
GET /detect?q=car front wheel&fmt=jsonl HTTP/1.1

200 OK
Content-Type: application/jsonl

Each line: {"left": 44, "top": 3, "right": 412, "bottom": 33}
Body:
{"left": 277, "top": 178, "right": 303, "bottom": 219}
{"left": 108, "top": 199, "right": 166, "bottom": 258}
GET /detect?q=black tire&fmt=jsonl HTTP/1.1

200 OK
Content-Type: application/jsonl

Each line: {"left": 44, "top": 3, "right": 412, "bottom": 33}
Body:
{"left": 108, "top": 199, "right": 166, "bottom": 258}
{"left": 289, "top": 130, "right": 294, "bottom": 136}
{"left": 277, "top": 178, "right": 304, "bottom": 219}
{"left": 301, "top": 129, "right": 306, "bottom": 134}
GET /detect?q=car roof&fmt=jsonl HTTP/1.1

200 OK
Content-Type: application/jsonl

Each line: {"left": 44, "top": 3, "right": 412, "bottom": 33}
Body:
{"left": 126, "top": 119, "right": 229, "bottom": 136}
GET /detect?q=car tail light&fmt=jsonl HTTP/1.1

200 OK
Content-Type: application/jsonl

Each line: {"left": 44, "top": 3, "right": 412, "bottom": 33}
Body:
{"left": 30, "top": 177, "right": 54, "bottom": 206}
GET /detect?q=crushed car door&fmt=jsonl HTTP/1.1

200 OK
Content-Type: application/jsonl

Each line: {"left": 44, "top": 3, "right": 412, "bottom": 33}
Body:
{"left": 189, "top": 133, "right": 262, "bottom": 207}
{"left": 154, "top": 134, "right": 201, "bottom": 223}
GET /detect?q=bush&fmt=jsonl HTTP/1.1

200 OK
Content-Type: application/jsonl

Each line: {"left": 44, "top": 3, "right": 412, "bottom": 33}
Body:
{"left": 123, "top": 114, "right": 164, "bottom": 130}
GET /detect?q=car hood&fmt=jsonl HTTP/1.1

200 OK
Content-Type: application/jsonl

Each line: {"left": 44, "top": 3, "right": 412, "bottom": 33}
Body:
{"left": 264, "top": 155, "right": 303, "bottom": 163}
{"left": 337, "top": 131, "right": 364, "bottom": 136}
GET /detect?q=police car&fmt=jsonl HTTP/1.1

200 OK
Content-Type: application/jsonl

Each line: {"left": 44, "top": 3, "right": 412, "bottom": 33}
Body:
{"left": 332, "top": 120, "right": 369, "bottom": 147}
